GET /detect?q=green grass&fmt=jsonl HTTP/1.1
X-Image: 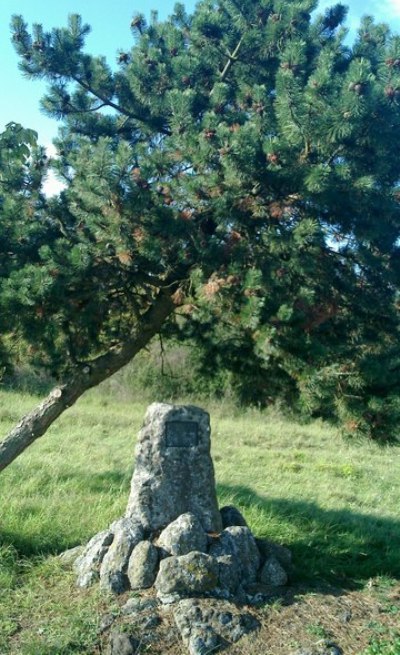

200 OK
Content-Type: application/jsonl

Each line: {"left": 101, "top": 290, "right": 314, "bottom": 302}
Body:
{"left": 0, "top": 387, "right": 400, "bottom": 653}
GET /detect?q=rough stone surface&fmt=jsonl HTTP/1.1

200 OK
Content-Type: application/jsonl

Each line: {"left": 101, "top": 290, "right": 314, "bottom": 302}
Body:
{"left": 209, "top": 526, "right": 260, "bottom": 584}
{"left": 256, "top": 537, "right": 292, "bottom": 570}
{"left": 155, "top": 551, "right": 219, "bottom": 598}
{"left": 74, "top": 529, "right": 114, "bottom": 587}
{"left": 100, "top": 518, "right": 144, "bottom": 594}
{"left": 127, "top": 540, "right": 159, "bottom": 590}
{"left": 126, "top": 403, "right": 222, "bottom": 533}
{"left": 121, "top": 597, "right": 159, "bottom": 616}
{"left": 157, "top": 513, "right": 208, "bottom": 556}
{"left": 173, "top": 598, "right": 260, "bottom": 655}
{"left": 260, "top": 555, "right": 288, "bottom": 586}
{"left": 220, "top": 505, "right": 248, "bottom": 529}
{"left": 59, "top": 545, "right": 84, "bottom": 566}
{"left": 216, "top": 555, "right": 242, "bottom": 596}
{"left": 107, "top": 628, "right": 139, "bottom": 655}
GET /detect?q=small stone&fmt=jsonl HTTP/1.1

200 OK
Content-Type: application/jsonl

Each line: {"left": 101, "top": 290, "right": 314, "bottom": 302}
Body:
{"left": 157, "top": 513, "right": 208, "bottom": 556}
{"left": 341, "top": 609, "right": 352, "bottom": 623}
{"left": 74, "top": 529, "right": 114, "bottom": 587}
{"left": 58, "top": 545, "right": 84, "bottom": 566}
{"left": 100, "top": 518, "right": 144, "bottom": 594}
{"left": 220, "top": 506, "right": 248, "bottom": 529}
{"left": 260, "top": 555, "right": 288, "bottom": 586}
{"left": 209, "top": 526, "right": 260, "bottom": 584}
{"left": 127, "top": 540, "right": 159, "bottom": 589}
{"left": 121, "top": 597, "right": 158, "bottom": 615}
{"left": 155, "top": 551, "right": 219, "bottom": 598}
{"left": 321, "top": 642, "right": 343, "bottom": 655}
{"left": 141, "top": 614, "right": 161, "bottom": 630}
{"left": 107, "top": 628, "right": 139, "bottom": 655}
{"left": 256, "top": 537, "right": 292, "bottom": 570}
{"left": 99, "top": 613, "right": 116, "bottom": 633}
{"left": 243, "top": 582, "right": 275, "bottom": 606}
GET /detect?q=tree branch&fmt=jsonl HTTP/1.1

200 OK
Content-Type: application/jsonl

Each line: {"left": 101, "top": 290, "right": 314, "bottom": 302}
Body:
{"left": 0, "top": 288, "right": 176, "bottom": 473}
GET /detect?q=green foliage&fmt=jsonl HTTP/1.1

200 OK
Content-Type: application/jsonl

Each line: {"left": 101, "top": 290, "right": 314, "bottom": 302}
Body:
{"left": 362, "top": 637, "right": 400, "bottom": 655}
{"left": 3, "top": 1, "right": 400, "bottom": 441}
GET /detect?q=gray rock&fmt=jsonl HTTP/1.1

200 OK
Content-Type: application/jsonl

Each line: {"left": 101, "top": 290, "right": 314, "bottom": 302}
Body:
{"left": 107, "top": 628, "right": 139, "bottom": 655}
{"left": 141, "top": 614, "right": 161, "bottom": 630}
{"left": 99, "top": 613, "right": 116, "bottom": 633}
{"left": 243, "top": 582, "right": 276, "bottom": 606}
{"left": 259, "top": 555, "right": 288, "bottom": 586}
{"left": 100, "top": 518, "right": 144, "bottom": 594}
{"left": 127, "top": 540, "right": 159, "bottom": 590}
{"left": 58, "top": 545, "right": 84, "bottom": 567}
{"left": 256, "top": 537, "right": 292, "bottom": 569}
{"left": 155, "top": 551, "right": 219, "bottom": 598}
{"left": 209, "top": 526, "right": 260, "bottom": 584}
{"left": 157, "top": 513, "right": 208, "bottom": 556}
{"left": 173, "top": 598, "right": 260, "bottom": 655}
{"left": 126, "top": 403, "right": 222, "bottom": 533}
{"left": 216, "top": 555, "right": 242, "bottom": 595}
{"left": 220, "top": 505, "right": 248, "bottom": 529}
{"left": 73, "top": 529, "right": 114, "bottom": 587}
{"left": 121, "top": 597, "right": 158, "bottom": 615}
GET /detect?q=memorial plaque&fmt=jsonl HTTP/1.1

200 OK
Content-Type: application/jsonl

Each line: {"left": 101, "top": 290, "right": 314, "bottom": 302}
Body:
{"left": 166, "top": 421, "right": 199, "bottom": 447}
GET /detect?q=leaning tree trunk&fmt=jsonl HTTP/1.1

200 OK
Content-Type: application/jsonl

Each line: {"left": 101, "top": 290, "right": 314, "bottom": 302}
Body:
{"left": 0, "top": 290, "right": 176, "bottom": 474}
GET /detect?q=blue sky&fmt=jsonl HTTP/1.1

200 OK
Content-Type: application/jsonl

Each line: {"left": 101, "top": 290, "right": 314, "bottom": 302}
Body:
{"left": 1, "top": 0, "right": 400, "bottom": 148}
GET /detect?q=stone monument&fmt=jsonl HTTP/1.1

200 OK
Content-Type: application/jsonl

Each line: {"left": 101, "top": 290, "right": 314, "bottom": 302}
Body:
{"left": 126, "top": 403, "right": 222, "bottom": 533}
{"left": 71, "top": 403, "right": 292, "bottom": 655}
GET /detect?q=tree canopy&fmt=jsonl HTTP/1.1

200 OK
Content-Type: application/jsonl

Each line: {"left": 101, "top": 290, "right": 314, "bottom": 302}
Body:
{"left": 2, "top": 0, "right": 400, "bottom": 470}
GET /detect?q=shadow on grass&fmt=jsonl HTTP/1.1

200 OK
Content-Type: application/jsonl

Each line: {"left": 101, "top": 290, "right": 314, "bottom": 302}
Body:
{"left": 217, "top": 483, "right": 400, "bottom": 589}
{"left": 1, "top": 478, "right": 399, "bottom": 591}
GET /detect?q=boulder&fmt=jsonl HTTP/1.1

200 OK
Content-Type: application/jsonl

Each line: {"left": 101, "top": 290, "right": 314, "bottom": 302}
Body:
{"left": 209, "top": 526, "right": 260, "bottom": 584}
{"left": 74, "top": 529, "right": 114, "bottom": 588}
{"left": 157, "top": 513, "right": 208, "bottom": 556}
{"left": 260, "top": 555, "right": 288, "bottom": 587}
{"left": 155, "top": 551, "right": 219, "bottom": 597}
{"left": 127, "top": 540, "right": 159, "bottom": 590}
{"left": 99, "top": 518, "right": 143, "bottom": 594}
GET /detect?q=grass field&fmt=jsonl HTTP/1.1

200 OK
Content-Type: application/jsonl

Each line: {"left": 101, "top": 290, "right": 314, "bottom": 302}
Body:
{"left": 0, "top": 386, "right": 399, "bottom": 654}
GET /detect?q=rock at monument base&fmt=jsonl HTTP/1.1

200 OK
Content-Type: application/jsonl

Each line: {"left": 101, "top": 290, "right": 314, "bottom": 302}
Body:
{"left": 126, "top": 403, "right": 222, "bottom": 533}
{"left": 173, "top": 598, "right": 260, "bottom": 655}
{"left": 127, "top": 540, "right": 159, "bottom": 590}
{"left": 209, "top": 526, "right": 260, "bottom": 584}
{"left": 107, "top": 627, "right": 139, "bottom": 655}
{"left": 216, "top": 555, "right": 242, "bottom": 596}
{"left": 256, "top": 536, "right": 293, "bottom": 571}
{"left": 155, "top": 551, "right": 219, "bottom": 598}
{"left": 58, "top": 545, "right": 84, "bottom": 567}
{"left": 74, "top": 529, "right": 114, "bottom": 588}
{"left": 157, "top": 512, "right": 208, "bottom": 556}
{"left": 100, "top": 518, "right": 144, "bottom": 594}
{"left": 219, "top": 505, "right": 248, "bottom": 529}
{"left": 121, "top": 596, "right": 159, "bottom": 616}
{"left": 260, "top": 555, "right": 289, "bottom": 587}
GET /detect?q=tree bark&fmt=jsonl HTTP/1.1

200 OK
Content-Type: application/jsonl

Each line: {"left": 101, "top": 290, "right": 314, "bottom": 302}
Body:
{"left": 0, "top": 290, "right": 176, "bottom": 474}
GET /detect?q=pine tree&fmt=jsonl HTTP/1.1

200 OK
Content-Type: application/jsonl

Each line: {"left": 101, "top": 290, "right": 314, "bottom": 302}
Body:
{"left": 2, "top": 0, "right": 400, "bottom": 471}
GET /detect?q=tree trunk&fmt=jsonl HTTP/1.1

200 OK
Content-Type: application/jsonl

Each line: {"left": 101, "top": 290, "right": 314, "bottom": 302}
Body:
{"left": 0, "top": 290, "right": 176, "bottom": 474}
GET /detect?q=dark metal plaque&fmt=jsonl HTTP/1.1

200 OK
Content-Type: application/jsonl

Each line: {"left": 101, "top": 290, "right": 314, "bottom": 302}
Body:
{"left": 165, "top": 421, "right": 199, "bottom": 447}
